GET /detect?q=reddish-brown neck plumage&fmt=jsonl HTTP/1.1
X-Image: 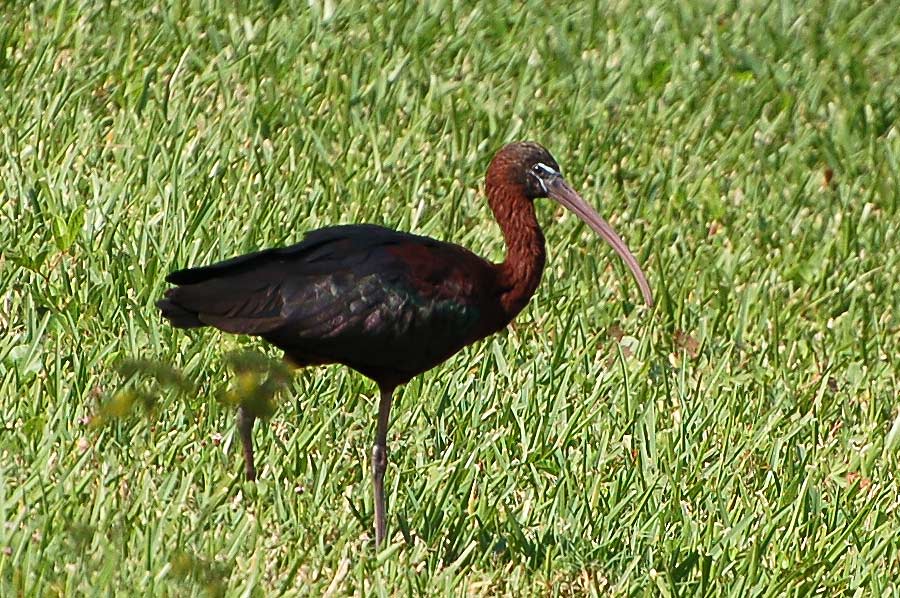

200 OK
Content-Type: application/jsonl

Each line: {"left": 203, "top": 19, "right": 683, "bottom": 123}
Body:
{"left": 485, "top": 164, "right": 546, "bottom": 318}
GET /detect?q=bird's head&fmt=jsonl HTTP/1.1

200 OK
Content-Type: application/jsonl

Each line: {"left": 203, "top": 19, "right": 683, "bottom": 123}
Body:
{"left": 487, "top": 141, "right": 562, "bottom": 199}
{"left": 487, "top": 141, "right": 654, "bottom": 307}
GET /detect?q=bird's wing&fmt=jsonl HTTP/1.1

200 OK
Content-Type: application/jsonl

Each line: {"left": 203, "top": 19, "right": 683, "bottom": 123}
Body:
{"left": 159, "top": 226, "right": 494, "bottom": 350}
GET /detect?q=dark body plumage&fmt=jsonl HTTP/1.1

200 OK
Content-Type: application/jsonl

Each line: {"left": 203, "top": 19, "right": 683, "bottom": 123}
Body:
{"left": 158, "top": 224, "right": 510, "bottom": 388}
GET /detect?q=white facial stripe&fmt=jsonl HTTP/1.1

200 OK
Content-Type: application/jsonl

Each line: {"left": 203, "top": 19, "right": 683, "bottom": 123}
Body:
{"left": 530, "top": 162, "right": 558, "bottom": 193}
{"left": 534, "top": 162, "right": 558, "bottom": 176}
{"left": 529, "top": 171, "right": 548, "bottom": 193}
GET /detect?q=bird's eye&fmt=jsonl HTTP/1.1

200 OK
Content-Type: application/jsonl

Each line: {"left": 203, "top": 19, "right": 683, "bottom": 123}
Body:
{"left": 532, "top": 162, "right": 557, "bottom": 177}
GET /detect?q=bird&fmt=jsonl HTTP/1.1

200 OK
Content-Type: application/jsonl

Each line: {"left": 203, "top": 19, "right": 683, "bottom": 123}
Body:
{"left": 157, "top": 141, "right": 653, "bottom": 548}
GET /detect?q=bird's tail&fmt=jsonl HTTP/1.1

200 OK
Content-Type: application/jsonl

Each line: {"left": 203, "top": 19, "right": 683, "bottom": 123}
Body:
{"left": 157, "top": 292, "right": 205, "bottom": 329}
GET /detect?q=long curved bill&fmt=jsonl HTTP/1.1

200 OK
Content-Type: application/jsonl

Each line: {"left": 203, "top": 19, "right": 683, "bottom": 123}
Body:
{"left": 547, "top": 177, "right": 654, "bottom": 307}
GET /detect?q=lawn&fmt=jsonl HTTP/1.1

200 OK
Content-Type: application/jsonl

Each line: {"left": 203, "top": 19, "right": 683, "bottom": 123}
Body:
{"left": 2, "top": 0, "right": 899, "bottom": 595}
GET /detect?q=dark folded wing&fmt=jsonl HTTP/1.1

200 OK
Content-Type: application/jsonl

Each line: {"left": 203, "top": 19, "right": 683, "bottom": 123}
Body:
{"left": 158, "top": 225, "right": 493, "bottom": 367}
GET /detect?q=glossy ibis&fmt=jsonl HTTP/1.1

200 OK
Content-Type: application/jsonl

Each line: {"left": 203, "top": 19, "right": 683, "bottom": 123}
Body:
{"left": 157, "top": 141, "right": 653, "bottom": 548}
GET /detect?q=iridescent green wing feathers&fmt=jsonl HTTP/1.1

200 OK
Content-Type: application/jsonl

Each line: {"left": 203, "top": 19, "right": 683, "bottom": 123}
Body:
{"left": 157, "top": 225, "right": 491, "bottom": 369}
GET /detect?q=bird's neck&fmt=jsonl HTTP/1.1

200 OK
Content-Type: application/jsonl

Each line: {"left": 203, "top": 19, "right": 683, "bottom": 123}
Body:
{"left": 487, "top": 185, "right": 546, "bottom": 318}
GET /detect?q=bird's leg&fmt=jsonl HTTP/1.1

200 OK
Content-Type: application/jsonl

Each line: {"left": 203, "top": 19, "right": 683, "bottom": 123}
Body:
{"left": 236, "top": 405, "right": 257, "bottom": 481}
{"left": 372, "top": 387, "right": 394, "bottom": 548}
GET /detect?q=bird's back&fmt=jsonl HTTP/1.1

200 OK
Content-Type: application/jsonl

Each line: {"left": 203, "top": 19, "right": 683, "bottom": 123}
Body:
{"left": 158, "top": 225, "right": 507, "bottom": 386}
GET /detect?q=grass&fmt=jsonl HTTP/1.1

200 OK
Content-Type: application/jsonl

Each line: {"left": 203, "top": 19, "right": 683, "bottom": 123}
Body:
{"left": 1, "top": 0, "right": 899, "bottom": 594}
